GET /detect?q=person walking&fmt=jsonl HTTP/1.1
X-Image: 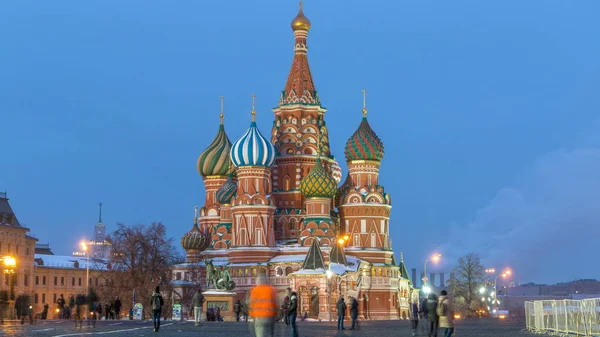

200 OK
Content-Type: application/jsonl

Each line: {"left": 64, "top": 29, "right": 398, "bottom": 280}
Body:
{"left": 410, "top": 300, "right": 420, "bottom": 336}
{"left": 437, "top": 290, "right": 454, "bottom": 337}
{"left": 288, "top": 291, "right": 299, "bottom": 337}
{"left": 234, "top": 300, "right": 242, "bottom": 322}
{"left": 249, "top": 272, "right": 277, "bottom": 337}
{"left": 150, "top": 286, "right": 164, "bottom": 332}
{"left": 425, "top": 292, "right": 439, "bottom": 337}
{"left": 420, "top": 296, "right": 429, "bottom": 336}
{"left": 336, "top": 297, "right": 346, "bottom": 330}
{"left": 349, "top": 297, "right": 359, "bottom": 330}
{"left": 192, "top": 288, "right": 205, "bottom": 326}
{"left": 114, "top": 296, "right": 122, "bottom": 320}
{"left": 281, "top": 290, "right": 290, "bottom": 325}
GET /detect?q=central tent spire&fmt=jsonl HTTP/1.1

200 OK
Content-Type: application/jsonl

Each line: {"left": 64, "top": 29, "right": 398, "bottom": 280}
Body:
{"left": 280, "top": 2, "right": 318, "bottom": 106}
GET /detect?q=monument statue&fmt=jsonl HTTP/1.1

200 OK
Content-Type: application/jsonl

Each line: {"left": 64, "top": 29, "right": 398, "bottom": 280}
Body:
{"left": 204, "top": 259, "right": 235, "bottom": 291}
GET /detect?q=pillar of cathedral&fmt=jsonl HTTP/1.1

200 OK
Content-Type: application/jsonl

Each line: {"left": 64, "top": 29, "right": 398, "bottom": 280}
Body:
{"left": 338, "top": 92, "right": 393, "bottom": 265}
{"left": 228, "top": 98, "right": 278, "bottom": 263}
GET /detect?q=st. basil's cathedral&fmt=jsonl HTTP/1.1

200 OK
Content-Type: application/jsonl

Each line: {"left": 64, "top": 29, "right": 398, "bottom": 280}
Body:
{"left": 175, "top": 3, "right": 414, "bottom": 320}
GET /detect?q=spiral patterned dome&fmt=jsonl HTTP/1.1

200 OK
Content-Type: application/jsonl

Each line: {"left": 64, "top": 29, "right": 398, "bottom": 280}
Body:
{"left": 300, "top": 157, "right": 337, "bottom": 198}
{"left": 215, "top": 174, "right": 237, "bottom": 204}
{"left": 197, "top": 123, "right": 233, "bottom": 177}
{"left": 230, "top": 121, "right": 276, "bottom": 167}
{"left": 344, "top": 117, "right": 384, "bottom": 162}
{"left": 181, "top": 223, "right": 210, "bottom": 252}
{"left": 329, "top": 157, "right": 343, "bottom": 184}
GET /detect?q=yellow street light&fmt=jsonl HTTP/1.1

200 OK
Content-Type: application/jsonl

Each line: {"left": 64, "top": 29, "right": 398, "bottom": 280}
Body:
{"left": 431, "top": 254, "right": 441, "bottom": 263}
{"left": 343, "top": 235, "right": 349, "bottom": 241}
{"left": 3, "top": 256, "right": 16, "bottom": 268}
{"left": 337, "top": 238, "right": 345, "bottom": 245}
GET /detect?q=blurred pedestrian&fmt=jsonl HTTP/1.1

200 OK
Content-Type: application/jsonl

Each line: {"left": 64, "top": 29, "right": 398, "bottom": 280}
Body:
{"left": 288, "top": 291, "right": 299, "bottom": 337}
{"left": 410, "top": 300, "right": 419, "bottom": 336}
{"left": 349, "top": 296, "right": 359, "bottom": 330}
{"left": 437, "top": 290, "right": 454, "bottom": 337}
{"left": 426, "top": 292, "right": 439, "bottom": 337}
{"left": 234, "top": 300, "right": 242, "bottom": 322}
{"left": 249, "top": 272, "right": 277, "bottom": 337}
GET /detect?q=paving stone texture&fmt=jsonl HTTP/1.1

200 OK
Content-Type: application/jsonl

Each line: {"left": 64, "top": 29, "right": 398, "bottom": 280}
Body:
{"left": 0, "top": 317, "right": 534, "bottom": 337}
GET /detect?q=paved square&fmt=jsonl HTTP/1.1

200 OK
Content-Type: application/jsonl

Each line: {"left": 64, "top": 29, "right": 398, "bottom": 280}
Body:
{"left": 0, "top": 317, "right": 531, "bottom": 337}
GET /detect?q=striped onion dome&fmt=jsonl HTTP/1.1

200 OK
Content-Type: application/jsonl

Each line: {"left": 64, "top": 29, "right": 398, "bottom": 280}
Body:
{"left": 181, "top": 223, "right": 210, "bottom": 252}
{"left": 300, "top": 157, "right": 337, "bottom": 198}
{"left": 344, "top": 116, "right": 384, "bottom": 162}
{"left": 230, "top": 120, "right": 276, "bottom": 167}
{"left": 329, "top": 157, "right": 343, "bottom": 184}
{"left": 197, "top": 120, "right": 233, "bottom": 177}
{"left": 215, "top": 174, "right": 237, "bottom": 204}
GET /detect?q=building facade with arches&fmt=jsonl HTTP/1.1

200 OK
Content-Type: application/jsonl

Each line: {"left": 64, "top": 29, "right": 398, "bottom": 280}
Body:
{"left": 175, "top": 3, "right": 413, "bottom": 320}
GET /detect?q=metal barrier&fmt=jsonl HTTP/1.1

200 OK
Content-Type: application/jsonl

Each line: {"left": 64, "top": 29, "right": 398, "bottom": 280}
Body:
{"left": 524, "top": 298, "right": 600, "bottom": 336}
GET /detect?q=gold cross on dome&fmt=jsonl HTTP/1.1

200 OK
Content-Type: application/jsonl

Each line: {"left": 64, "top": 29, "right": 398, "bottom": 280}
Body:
{"left": 362, "top": 89, "right": 367, "bottom": 117}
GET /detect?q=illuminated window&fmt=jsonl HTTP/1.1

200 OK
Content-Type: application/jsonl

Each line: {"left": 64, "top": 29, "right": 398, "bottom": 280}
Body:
{"left": 284, "top": 176, "right": 291, "bottom": 191}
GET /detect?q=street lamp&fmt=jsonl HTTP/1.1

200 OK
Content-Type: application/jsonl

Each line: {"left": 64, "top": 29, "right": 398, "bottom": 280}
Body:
{"left": 81, "top": 242, "right": 90, "bottom": 321}
{"left": 422, "top": 254, "right": 441, "bottom": 287}
{"left": 493, "top": 269, "right": 512, "bottom": 310}
{"left": 2, "top": 256, "right": 16, "bottom": 301}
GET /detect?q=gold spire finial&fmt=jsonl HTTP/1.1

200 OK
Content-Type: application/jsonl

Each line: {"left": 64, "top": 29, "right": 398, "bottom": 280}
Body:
{"left": 299, "top": 1, "right": 303, "bottom": 9}
{"left": 193, "top": 206, "right": 199, "bottom": 225}
{"left": 251, "top": 94, "right": 256, "bottom": 122}
{"left": 292, "top": 1, "right": 311, "bottom": 31}
{"left": 362, "top": 89, "right": 368, "bottom": 117}
{"left": 219, "top": 96, "right": 224, "bottom": 124}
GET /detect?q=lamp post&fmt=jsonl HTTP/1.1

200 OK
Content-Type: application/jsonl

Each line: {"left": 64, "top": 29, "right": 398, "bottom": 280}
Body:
{"left": 1, "top": 256, "right": 16, "bottom": 322}
{"left": 422, "top": 254, "right": 441, "bottom": 292}
{"left": 81, "top": 242, "right": 90, "bottom": 321}
{"left": 326, "top": 269, "right": 333, "bottom": 322}
{"left": 493, "top": 269, "right": 511, "bottom": 310}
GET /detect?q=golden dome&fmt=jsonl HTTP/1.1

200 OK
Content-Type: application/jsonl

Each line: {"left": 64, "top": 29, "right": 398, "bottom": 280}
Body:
{"left": 291, "top": 2, "right": 311, "bottom": 31}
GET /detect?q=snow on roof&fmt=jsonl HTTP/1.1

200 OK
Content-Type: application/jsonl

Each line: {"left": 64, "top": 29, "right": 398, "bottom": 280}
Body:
{"left": 269, "top": 255, "right": 307, "bottom": 263}
{"left": 290, "top": 268, "right": 327, "bottom": 276}
{"left": 34, "top": 254, "right": 108, "bottom": 270}
{"left": 228, "top": 262, "right": 267, "bottom": 267}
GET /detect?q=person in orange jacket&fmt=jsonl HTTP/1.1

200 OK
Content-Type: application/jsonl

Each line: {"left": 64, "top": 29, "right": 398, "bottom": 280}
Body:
{"left": 249, "top": 272, "right": 277, "bottom": 337}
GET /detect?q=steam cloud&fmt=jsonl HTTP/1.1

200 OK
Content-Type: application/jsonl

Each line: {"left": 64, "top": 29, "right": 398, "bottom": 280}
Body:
{"left": 442, "top": 148, "right": 600, "bottom": 284}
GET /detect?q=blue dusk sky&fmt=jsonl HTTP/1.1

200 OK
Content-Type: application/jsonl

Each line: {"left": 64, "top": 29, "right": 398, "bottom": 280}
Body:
{"left": 1, "top": 1, "right": 599, "bottom": 285}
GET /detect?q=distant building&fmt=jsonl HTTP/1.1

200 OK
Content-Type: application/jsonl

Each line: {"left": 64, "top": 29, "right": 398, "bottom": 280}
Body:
{"left": 0, "top": 192, "right": 38, "bottom": 300}
{"left": 87, "top": 203, "right": 112, "bottom": 259}
{"left": 33, "top": 253, "right": 109, "bottom": 317}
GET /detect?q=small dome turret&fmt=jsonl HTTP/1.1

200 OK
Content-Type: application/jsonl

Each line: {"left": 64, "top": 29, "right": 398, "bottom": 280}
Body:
{"left": 291, "top": 2, "right": 311, "bottom": 31}
{"left": 215, "top": 174, "right": 237, "bottom": 204}
{"left": 300, "top": 157, "right": 337, "bottom": 198}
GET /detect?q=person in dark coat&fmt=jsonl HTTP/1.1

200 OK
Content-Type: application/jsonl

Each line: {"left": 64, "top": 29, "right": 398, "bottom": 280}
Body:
{"left": 410, "top": 300, "right": 420, "bottom": 336}
{"left": 425, "top": 293, "right": 439, "bottom": 337}
{"left": 150, "top": 286, "right": 164, "bottom": 331}
{"left": 15, "top": 295, "right": 33, "bottom": 324}
{"left": 234, "top": 300, "right": 242, "bottom": 322}
{"left": 114, "top": 297, "right": 122, "bottom": 320}
{"left": 41, "top": 303, "right": 49, "bottom": 320}
{"left": 336, "top": 297, "right": 346, "bottom": 330}
{"left": 288, "top": 291, "right": 299, "bottom": 337}
{"left": 349, "top": 297, "right": 359, "bottom": 330}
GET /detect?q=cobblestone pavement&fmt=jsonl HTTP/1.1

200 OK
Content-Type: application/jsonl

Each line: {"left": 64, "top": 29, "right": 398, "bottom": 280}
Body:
{"left": 0, "top": 317, "right": 533, "bottom": 337}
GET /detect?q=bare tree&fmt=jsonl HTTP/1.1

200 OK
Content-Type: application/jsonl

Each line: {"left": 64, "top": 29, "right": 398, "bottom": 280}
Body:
{"left": 97, "top": 222, "right": 181, "bottom": 318}
{"left": 447, "top": 253, "right": 485, "bottom": 316}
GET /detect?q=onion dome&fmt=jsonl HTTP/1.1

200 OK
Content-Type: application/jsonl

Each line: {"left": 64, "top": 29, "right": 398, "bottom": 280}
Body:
{"left": 300, "top": 157, "right": 337, "bottom": 198}
{"left": 197, "top": 112, "right": 233, "bottom": 177}
{"left": 181, "top": 223, "right": 210, "bottom": 252}
{"left": 344, "top": 115, "right": 384, "bottom": 162}
{"left": 230, "top": 98, "right": 276, "bottom": 167}
{"left": 291, "top": 2, "right": 311, "bottom": 31}
{"left": 215, "top": 174, "right": 237, "bottom": 204}
{"left": 329, "top": 157, "right": 343, "bottom": 184}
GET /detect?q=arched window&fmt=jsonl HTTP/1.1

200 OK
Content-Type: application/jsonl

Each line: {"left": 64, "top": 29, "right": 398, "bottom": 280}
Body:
{"left": 285, "top": 266, "right": 293, "bottom": 275}
{"left": 286, "top": 148, "right": 294, "bottom": 154}
{"left": 284, "top": 175, "right": 291, "bottom": 191}
{"left": 276, "top": 267, "right": 284, "bottom": 277}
